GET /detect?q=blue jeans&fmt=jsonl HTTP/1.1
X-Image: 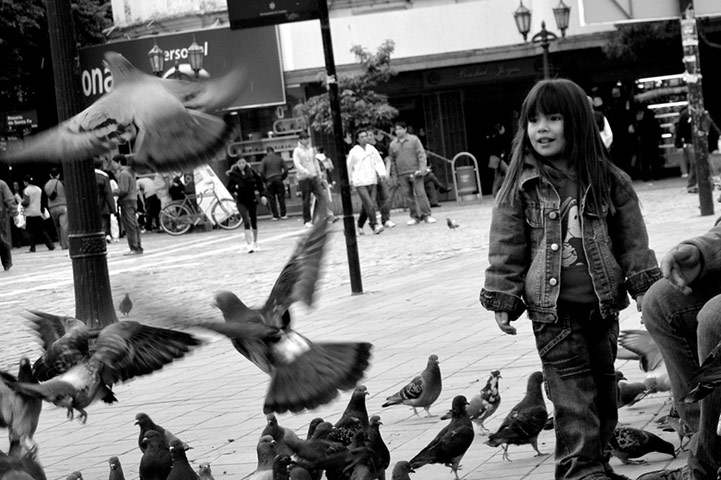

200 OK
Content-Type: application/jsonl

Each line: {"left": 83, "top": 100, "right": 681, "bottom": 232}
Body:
{"left": 49, "top": 205, "right": 68, "bottom": 249}
{"left": 119, "top": 202, "right": 142, "bottom": 252}
{"left": 299, "top": 176, "right": 328, "bottom": 224}
{"left": 533, "top": 303, "right": 619, "bottom": 480}
{"left": 643, "top": 279, "right": 721, "bottom": 480}
{"left": 399, "top": 174, "right": 431, "bottom": 221}
{"left": 355, "top": 185, "right": 378, "bottom": 228}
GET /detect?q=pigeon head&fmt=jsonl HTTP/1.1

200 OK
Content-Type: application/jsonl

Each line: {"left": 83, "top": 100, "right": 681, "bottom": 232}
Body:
{"left": 266, "top": 413, "right": 278, "bottom": 427}
{"left": 451, "top": 395, "right": 469, "bottom": 416}
{"left": 528, "top": 371, "right": 545, "bottom": 392}
{"left": 198, "top": 463, "right": 212, "bottom": 475}
{"left": 615, "top": 370, "right": 627, "bottom": 382}
{"left": 66, "top": 472, "right": 83, "bottom": 480}
{"left": 311, "top": 422, "right": 334, "bottom": 440}
{"left": 428, "top": 354, "right": 439, "bottom": 366}
{"left": 17, "top": 357, "right": 36, "bottom": 383}
{"left": 170, "top": 439, "right": 190, "bottom": 460}
{"left": 135, "top": 412, "right": 152, "bottom": 427}
{"left": 108, "top": 457, "right": 121, "bottom": 469}
{"left": 141, "top": 430, "right": 164, "bottom": 448}
{"left": 392, "top": 461, "right": 415, "bottom": 476}
{"left": 491, "top": 370, "right": 501, "bottom": 378}
{"left": 212, "top": 291, "right": 254, "bottom": 321}
{"left": 369, "top": 415, "right": 382, "bottom": 427}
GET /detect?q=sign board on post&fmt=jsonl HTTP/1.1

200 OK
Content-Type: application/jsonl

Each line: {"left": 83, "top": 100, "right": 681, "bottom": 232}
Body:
{"left": 579, "top": 0, "right": 721, "bottom": 26}
{"left": 227, "top": 0, "right": 320, "bottom": 29}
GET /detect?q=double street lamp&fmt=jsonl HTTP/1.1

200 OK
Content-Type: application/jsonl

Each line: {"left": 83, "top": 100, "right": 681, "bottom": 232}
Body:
{"left": 513, "top": 0, "right": 571, "bottom": 79}
{"left": 147, "top": 36, "right": 204, "bottom": 79}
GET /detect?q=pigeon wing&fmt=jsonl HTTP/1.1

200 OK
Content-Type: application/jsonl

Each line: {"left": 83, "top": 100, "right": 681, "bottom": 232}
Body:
{"left": 162, "top": 66, "right": 250, "bottom": 113}
{"left": 25, "top": 311, "right": 92, "bottom": 381}
{"left": 619, "top": 329, "right": 664, "bottom": 372}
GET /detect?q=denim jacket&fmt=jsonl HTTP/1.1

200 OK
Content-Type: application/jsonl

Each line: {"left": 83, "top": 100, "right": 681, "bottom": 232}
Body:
{"left": 480, "top": 158, "right": 661, "bottom": 323}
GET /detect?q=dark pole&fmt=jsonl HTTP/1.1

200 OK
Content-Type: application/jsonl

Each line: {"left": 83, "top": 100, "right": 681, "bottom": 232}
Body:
{"left": 317, "top": 0, "right": 363, "bottom": 294}
{"left": 680, "top": 5, "right": 713, "bottom": 216}
{"left": 532, "top": 22, "right": 556, "bottom": 80}
{"left": 541, "top": 42, "right": 550, "bottom": 79}
{"left": 45, "top": 0, "right": 118, "bottom": 326}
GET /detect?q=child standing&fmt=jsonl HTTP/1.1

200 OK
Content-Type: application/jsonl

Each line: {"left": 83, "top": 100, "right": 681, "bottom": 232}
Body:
{"left": 480, "top": 79, "right": 661, "bottom": 480}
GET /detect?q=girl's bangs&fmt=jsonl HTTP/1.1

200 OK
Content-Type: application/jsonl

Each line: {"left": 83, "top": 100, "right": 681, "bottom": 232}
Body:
{"left": 525, "top": 83, "right": 566, "bottom": 118}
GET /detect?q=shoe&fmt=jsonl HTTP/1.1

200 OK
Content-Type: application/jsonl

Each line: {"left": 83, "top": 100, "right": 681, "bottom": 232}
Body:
{"left": 384, "top": 220, "right": 395, "bottom": 228}
{"left": 281, "top": 216, "right": 288, "bottom": 220}
{"left": 688, "top": 186, "right": 699, "bottom": 193}
{"left": 439, "top": 186, "right": 452, "bottom": 193}
{"left": 430, "top": 203, "right": 441, "bottom": 208}
{"left": 3, "top": 264, "right": 11, "bottom": 271}
{"left": 304, "top": 222, "right": 313, "bottom": 228}
{"left": 27, "top": 248, "right": 35, "bottom": 253}
{"left": 271, "top": 217, "right": 279, "bottom": 221}
{"left": 424, "top": 216, "right": 437, "bottom": 224}
{"left": 357, "top": 225, "right": 365, "bottom": 235}
{"left": 253, "top": 242, "right": 260, "bottom": 251}
{"left": 123, "top": 250, "right": 143, "bottom": 256}
{"left": 407, "top": 218, "right": 419, "bottom": 225}
{"left": 106, "top": 235, "right": 112, "bottom": 244}
{"left": 635, "top": 466, "right": 691, "bottom": 480}
{"left": 48, "top": 245, "right": 56, "bottom": 251}
{"left": 373, "top": 225, "right": 384, "bottom": 235}
{"left": 681, "top": 173, "right": 689, "bottom": 178}
{"left": 247, "top": 244, "right": 255, "bottom": 253}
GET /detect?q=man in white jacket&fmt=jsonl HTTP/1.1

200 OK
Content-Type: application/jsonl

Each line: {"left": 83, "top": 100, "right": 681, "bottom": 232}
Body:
{"left": 347, "top": 129, "right": 388, "bottom": 235}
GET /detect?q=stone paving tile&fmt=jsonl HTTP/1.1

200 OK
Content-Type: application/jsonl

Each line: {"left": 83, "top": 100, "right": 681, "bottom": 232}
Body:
{"left": 0, "top": 177, "right": 714, "bottom": 479}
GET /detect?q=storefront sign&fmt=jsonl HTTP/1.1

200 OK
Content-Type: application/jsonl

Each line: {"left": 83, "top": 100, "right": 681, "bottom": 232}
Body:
{"left": 424, "top": 59, "right": 534, "bottom": 89}
{"left": 2, "top": 110, "right": 38, "bottom": 132}
{"left": 79, "top": 26, "right": 285, "bottom": 109}
{"left": 227, "top": 0, "right": 319, "bottom": 29}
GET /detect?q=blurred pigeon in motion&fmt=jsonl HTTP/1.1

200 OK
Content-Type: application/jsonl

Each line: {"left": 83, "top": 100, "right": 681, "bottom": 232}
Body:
{"left": 383, "top": 354, "right": 442, "bottom": 417}
{"left": 615, "top": 371, "right": 648, "bottom": 408}
{"left": 443, "top": 370, "right": 501, "bottom": 434}
{"left": 610, "top": 426, "right": 675, "bottom": 465}
{"left": 136, "top": 413, "right": 188, "bottom": 453}
{"left": 683, "top": 338, "right": 721, "bottom": 403}
{"left": 119, "top": 294, "right": 133, "bottom": 317}
{"left": 409, "top": 395, "right": 474, "bottom": 480}
{"left": 167, "top": 438, "right": 198, "bottom": 480}
{"left": 329, "top": 385, "right": 369, "bottom": 445}
{"left": 195, "top": 218, "right": 373, "bottom": 414}
{"left": 0, "top": 449, "right": 46, "bottom": 480}
{"left": 446, "top": 218, "right": 459, "bottom": 230}
{"left": 108, "top": 456, "right": 125, "bottom": 480}
{"left": 486, "top": 371, "right": 548, "bottom": 461}
{"left": 66, "top": 471, "right": 82, "bottom": 480}
{"left": 657, "top": 405, "right": 694, "bottom": 452}
{"left": 391, "top": 461, "right": 414, "bottom": 480}
{"left": 197, "top": 463, "right": 214, "bottom": 480}
{"left": 249, "top": 435, "right": 278, "bottom": 480}
{"left": 12, "top": 313, "right": 202, "bottom": 422}
{"left": 261, "top": 413, "right": 301, "bottom": 457}
{"left": 139, "top": 430, "right": 172, "bottom": 480}
{"left": 0, "top": 357, "right": 42, "bottom": 457}
{"left": 619, "top": 329, "right": 670, "bottom": 393}
{"left": 1, "top": 52, "right": 249, "bottom": 172}
{"left": 25, "top": 311, "right": 89, "bottom": 382}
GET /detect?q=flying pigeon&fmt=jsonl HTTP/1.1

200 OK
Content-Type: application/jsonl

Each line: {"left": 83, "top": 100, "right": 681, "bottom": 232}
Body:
{"left": 382, "top": 354, "right": 442, "bottom": 417}
{"left": 619, "top": 329, "right": 670, "bottom": 393}
{"left": 167, "top": 438, "right": 199, "bottom": 480}
{"left": 119, "top": 294, "right": 133, "bottom": 317}
{"left": 409, "top": 395, "right": 474, "bottom": 480}
{"left": 139, "top": 430, "right": 172, "bottom": 480}
{"left": 11, "top": 314, "right": 202, "bottom": 422}
{"left": 0, "top": 357, "right": 42, "bottom": 457}
{"left": 1, "top": 52, "right": 248, "bottom": 172}
{"left": 443, "top": 369, "right": 502, "bottom": 434}
{"left": 0, "top": 448, "right": 46, "bottom": 480}
{"left": 391, "top": 461, "right": 414, "bottom": 480}
{"left": 249, "top": 435, "right": 278, "bottom": 480}
{"left": 683, "top": 338, "right": 721, "bottom": 403}
{"left": 610, "top": 426, "right": 676, "bottom": 465}
{"left": 197, "top": 463, "right": 214, "bottom": 480}
{"left": 135, "top": 413, "right": 188, "bottom": 453}
{"left": 25, "top": 310, "right": 90, "bottom": 382}
{"left": 446, "top": 218, "right": 459, "bottom": 230}
{"left": 615, "top": 371, "right": 648, "bottom": 408}
{"left": 194, "top": 218, "right": 373, "bottom": 414}
{"left": 486, "top": 371, "right": 548, "bottom": 461}
{"left": 108, "top": 456, "right": 125, "bottom": 480}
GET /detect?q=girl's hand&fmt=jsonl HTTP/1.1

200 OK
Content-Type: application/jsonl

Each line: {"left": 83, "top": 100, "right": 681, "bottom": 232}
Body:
{"left": 495, "top": 311, "right": 517, "bottom": 335}
{"left": 635, "top": 293, "right": 644, "bottom": 312}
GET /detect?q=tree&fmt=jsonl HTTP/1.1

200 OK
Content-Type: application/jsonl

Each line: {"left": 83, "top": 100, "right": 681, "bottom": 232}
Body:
{"left": 293, "top": 40, "right": 399, "bottom": 134}
{"left": 603, "top": 20, "right": 681, "bottom": 62}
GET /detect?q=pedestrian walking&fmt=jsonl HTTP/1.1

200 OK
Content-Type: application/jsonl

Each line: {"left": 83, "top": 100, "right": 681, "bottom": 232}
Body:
{"left": 94, "top": 159, "right": 117, "bottom": 243}
{"left": 226, "top": 158, "right": 267, "bottom": 253}
{"left": 0, "top": 178, "right": 18, "bottom": 271}
{"left": 259, "top": 147, "right": 287, "bottom": 220}
{"left": 21, "top": 175, "right": 55, "bottom": 253}
{"left": 43, "top": 168, "right": 69, "bottom": 249}
{"left": 480, "top": 78, "right": 661, "bottom": 480}
{"left": 292, "top": 132, "right": 329, "bottom": 227}
{"left": 388, "top": 121, "right": 436, "bottom": 225}
{"left": 137, "top": 176, "right": 161, "bottom": 231}
{"left": 347, "top": 128, "right": 387, "bottom": 235}
{"left": 113, "top": 154, "right": 143, "bottom": 255}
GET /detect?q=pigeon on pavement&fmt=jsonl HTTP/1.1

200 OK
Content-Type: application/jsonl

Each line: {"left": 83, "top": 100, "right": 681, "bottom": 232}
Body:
{"left": 119, "top": 294, "right": 133, "bottom": 317}
{"left": 261, "top": 413, "right": 301, "bottom": 457}
{"left": 66, "top": 471, "right": 83, "bottom": 480}
{"left": 249, "top": 435, "right": 278, "bottom": 480}
{"left": 391, "top": 461, "right": 414, "bottom": 480}
{"left": 272, "top": 454, "right": 293, "bottom": 480}
{"left": 139, "top": 430, "right": 173, "bottom": 480}
{"left": 485, "top": 371, "right": 548, "bottom": 461}
{"left": 1, "top": 52, "right": 248, "bottom": 172}
{"left": 329, "top": 385, "right": 369, "bottom": 445}
{"left": 359, "top": 415, "right": 391, "bottom": 480}
{"left": 0, "top": 449, "right": 46, "bottom": 480}
{"left": 443, "top": 370, "right": 501, "bottom": 434}
{"left": 167, "top": 438, "right": 199, "bottom": 480}
{"left": 196, "top": 218, "right": 373, "bottom": 414}
{"left": 659, "top": 405, "right": 694, "bottom": 452}
{"left": 136, "top": 413, "right": 188, "bottom": 453}
{"left": 306, "top": 418, "right": 325, "bottom": 440}
{"left": 615, "top": 371, "right": 648, "bottom": 408}
{"left": 197, "top": 463, "right": 214, "bottom": 480}
{"left": 446, "top": 218, "right": 459, "bottom": 230}
{"left": 409, "top": 395, "right": 474, "bottom": 480}
{"left": 108, "top": 456, "right": 125, "bottom": 480}
{"left": 683, "top": 338, "right": 721, "bottom": 403}
{"left": 610, "top": 426, "right": 676, "bottom": 465}
{"left": 0, "top": 357, "right": 42, "bottom": 457}
{"left": 11, "top": 314, "right": 202, "bottom": 422}
{"left": 383, "top": 354, "right": 442, "bottom": 417}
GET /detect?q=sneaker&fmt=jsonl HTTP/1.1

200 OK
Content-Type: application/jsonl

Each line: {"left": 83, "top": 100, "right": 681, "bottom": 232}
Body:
{"left": 384, "top": 220, "right": 395, "bottom": 228}
{"left": 106, "top": 235, "right": 112, "bottom": 244}
{"left": 635, "top": 466, "right": 691, "bottom": 480}
{"left": 357, "top": 225, "right": 365, "bottom": 235}
{"left": 373, "top": 225, "right": 384, "bottom": 235}
{"left": 304, "top": 222, "right": 314, "bottom": 229}
{"left": 123, "top": 250, "right": 143, "bottom": 256}
{"left": 247, "top": 244, "right": 255, "bottom": 253}
{"left": 271, "top": 217, "right": 279, "bottom": 221}
{"left": 253, "top": 242, "right": 260, "bottom": 251}
{"left": 281, "top": 216, "right": 288, "bottom": 220}
{"left": 424, "top": 216, "right": 437, "bottom": 224}
{"left": 688, "top": 186, "right": 699, "bottom": 194}
{"left": 3, "top": 263, "right": 11, "bottom": 271}
{"left": 681, "top": 173, "right": 689, "bottom": 178}
{"left": 407, "top": 218, "right": 419, "bottom": 225}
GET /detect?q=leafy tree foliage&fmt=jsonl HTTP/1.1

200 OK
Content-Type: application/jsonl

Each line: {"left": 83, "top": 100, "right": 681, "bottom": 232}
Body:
{"left": 603, "top": 20, "right": 681, "bottom": 62}
{"left": 293, "top": 40, "right": 399, "bottom": 135}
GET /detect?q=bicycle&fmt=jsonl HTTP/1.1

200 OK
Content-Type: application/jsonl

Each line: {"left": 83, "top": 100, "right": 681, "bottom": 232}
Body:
{"left": 159, "top": 183, "right": 242, "bottom": 235}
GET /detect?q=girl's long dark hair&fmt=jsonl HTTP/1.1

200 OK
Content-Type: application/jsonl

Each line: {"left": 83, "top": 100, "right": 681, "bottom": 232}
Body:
{"left": 496, "top": 79, "right": 613, "bottom": 215}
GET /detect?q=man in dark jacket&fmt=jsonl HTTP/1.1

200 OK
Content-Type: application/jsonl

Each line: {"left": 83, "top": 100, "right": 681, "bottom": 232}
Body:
{"left": 259, "top": 147, "right": 287, "bottom": 220}
{"left": 0, "top": 178, "right": 18, "bottom": 271}
{"left": 113, "top": 154, "right": 143, "bottom": 255}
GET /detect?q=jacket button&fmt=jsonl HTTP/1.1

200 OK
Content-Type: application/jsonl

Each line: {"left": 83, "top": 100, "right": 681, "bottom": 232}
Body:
{"left": 549, "top": 278, "right": 558, "bottom": 286}
{"left": 551, "top": 243, "right": 559, "bottom": 251}
{"left": 549, "top": 211, "right": 558, "bottom": 219}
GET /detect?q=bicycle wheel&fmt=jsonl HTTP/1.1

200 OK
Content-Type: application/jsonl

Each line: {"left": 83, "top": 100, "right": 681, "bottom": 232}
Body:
{"left": 212, "top": 199, "right": 243, "bottom": 230}
{"left": 160, "top": 203, "right": 194, "bottom": 235}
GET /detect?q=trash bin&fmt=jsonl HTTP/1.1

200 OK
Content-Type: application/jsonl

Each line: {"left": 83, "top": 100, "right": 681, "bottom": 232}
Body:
{"left": 455, "top": 166, "right": 478, "bottom": 195}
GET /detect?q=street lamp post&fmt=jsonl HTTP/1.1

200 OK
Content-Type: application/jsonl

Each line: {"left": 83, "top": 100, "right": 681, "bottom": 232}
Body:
{"left": 187, "top": 36, "right": 204, "bottom": 80}
{"left": 513, "top": 0, "right": 571, "bottom": 79}
{"left": 148, "top": 41, "right": 165, "bottom": 77}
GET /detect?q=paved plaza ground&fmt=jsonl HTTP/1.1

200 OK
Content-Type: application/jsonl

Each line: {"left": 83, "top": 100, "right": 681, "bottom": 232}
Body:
{"left": 0, "top": 176, "right": 716, "bottom": 480}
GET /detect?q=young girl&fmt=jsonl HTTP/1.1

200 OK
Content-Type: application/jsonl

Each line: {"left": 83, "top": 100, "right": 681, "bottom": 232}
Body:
{"left": 480, "top": 79, "right": 661, "bottom": 480}
{"left": 226, "top": 158, "right": 267, "bottom": 253}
